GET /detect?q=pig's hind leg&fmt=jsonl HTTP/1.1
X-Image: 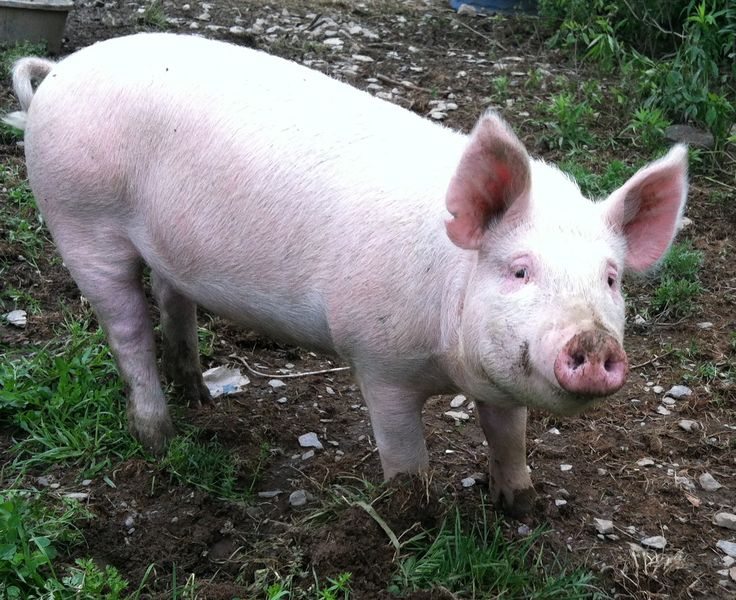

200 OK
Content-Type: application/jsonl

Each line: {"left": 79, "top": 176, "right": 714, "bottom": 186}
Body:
{"left": 48, "top": 228, "right": 175, "bottom": 454}
{"left": 151, "top": 272, "right": 212, "bottom": 408}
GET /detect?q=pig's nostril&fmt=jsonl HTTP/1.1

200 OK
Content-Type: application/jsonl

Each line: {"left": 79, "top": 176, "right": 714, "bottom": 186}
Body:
{"left": 571, "top": 353, "right": 585, "bottom": 369}
{"left": 604, "top": 359, "right": 613, "bottom": 372}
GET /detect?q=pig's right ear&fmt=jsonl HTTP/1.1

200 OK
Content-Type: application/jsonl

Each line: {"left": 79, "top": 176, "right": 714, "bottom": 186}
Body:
{"left": 445, "top": 112, "right": 531, "bottom": 250}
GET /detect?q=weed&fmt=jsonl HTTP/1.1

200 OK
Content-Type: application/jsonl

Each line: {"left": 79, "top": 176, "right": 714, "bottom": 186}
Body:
{"left": 650, "top": 241, "right": 704, "bottom": 319}
{"left": 62, "top": 558, "right": 130, "bottom": 599}
{"left": 491, "top": 75, "right": 509, "bottom": 98}
{"left": 139, "top": 1, "right": 168, "bottom": 30}
{"left": 0, "top": 287, "right": 41, "bottom": 314}
{"left": 625, "top": 106, "right": 671, "bottom": 150}
{"left": 0, "top": 41, "right": 47, "bottom": 79}
{"left": 524, "top": 68, "right": 544, "bottom": 90}
{"left": 390, "top": 509, "right": 602, "bottom": 598}
{"left": 314, "top": 572, "right": 351, "bottom": 600}
{"left": 558, "top": 158, "right": 636, "bottom": 199}
{"left": 544, "top": 92, "right": 594, "bottom": 149}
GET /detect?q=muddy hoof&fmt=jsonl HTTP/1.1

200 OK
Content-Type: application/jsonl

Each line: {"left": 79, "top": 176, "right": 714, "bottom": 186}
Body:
{"left": 129, "top": 413, "right": 176, "bottom": 455}
{"left": 501, "top": 486, "right": 538, "bottom": 518}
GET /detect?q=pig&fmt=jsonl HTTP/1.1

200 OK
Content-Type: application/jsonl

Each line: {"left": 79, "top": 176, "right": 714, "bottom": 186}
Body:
{"left": 6, "top": 33, "right": 687, "bottom": 515}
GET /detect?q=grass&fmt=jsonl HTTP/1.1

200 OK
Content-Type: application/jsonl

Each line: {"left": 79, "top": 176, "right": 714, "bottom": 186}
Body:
{"left": 557, "top": 158, "right": 637, "bottom": 199}
{"left": 0, "top": 168, "right": 48, "bottom": 271}
{"left": 650, "top": 240, "right": 704, "bottom": 319}
{"left": 543, "top": 92, "right": 595, "bottom": 149}
{"left": 0, "top": 41, "right": 47, "bottom": 79}
{"left": 390, "top": 509, "right": 605, "bottom": 599}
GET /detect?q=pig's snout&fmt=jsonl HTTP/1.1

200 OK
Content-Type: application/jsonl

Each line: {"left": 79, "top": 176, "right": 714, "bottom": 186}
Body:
{"left": 554, "top": 331, "right": 628, "bottom": 397}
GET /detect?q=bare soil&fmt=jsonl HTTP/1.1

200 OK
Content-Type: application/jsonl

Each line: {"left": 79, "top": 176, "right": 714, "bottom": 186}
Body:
{"left": 1, "top": 1, "right": 735, "bottom": 598}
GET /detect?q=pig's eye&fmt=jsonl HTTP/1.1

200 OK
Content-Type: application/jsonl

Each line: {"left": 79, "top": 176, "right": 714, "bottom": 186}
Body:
{"left": 607, "top": 275, "right": 615, "bottom": 287}
{"left": 514, "top": 268, "right": 528, "bottom": 279}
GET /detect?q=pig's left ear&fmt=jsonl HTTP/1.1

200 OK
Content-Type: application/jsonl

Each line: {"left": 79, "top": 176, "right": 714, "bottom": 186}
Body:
{"left": 602, "top": 145, "right": 688, "bottom": 272}
{"left": 445, "top": 111, "right": 531, "bottom": 250}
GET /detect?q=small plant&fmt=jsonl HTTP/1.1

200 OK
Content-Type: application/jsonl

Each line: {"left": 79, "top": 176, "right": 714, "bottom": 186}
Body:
{"left": 0, "top": 41, "right": 47, "bottom": 79}
{"left": 139, "top": 1, "right": 168, "bottom": 30}
{"left": 650, "top": 240, "right": 704, "bottom": 319}
{"left": 544, "top": 92, "right": 594, "bottom": 149}
{"left": 524, "top": 68, "right": 544, "bottom": 90}
{"left": 491, "top": 75, "right": 509, "bottom": 98}
{"left": 62, "top": 558, "right": 129, "bottom": 599}
{"left": 559, "top": 159, "right": 637, "bottom": 199}
{"left": 625, "top": 106, "right": 671, "bottom": 150}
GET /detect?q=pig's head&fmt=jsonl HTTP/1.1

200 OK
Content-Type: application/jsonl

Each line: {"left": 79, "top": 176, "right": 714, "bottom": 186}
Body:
{"left": 446, "top": 112, "right": 687, "bottom": 414}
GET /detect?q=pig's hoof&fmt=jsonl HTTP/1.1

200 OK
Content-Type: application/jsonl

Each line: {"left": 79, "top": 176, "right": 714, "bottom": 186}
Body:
{"left": 130, "top": 414, "right": 176, "bottom": 456}
{"left": 183, "top": 381, "right": 213, "bottom": 408}
{"left": 502, "top": 486, "right": 538, "bottom": 518}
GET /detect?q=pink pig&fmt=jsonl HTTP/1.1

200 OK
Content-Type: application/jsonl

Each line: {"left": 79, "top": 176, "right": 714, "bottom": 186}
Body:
{"left": 7, "top": 33, "right": 687, "bottom": 515}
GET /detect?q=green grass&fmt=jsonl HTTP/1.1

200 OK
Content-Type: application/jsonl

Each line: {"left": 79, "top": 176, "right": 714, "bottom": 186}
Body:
{"left": 0, "top": 41, "right": 47, "bottom": 79}
{"left": 650, "top": 240, "right": 704, "bottom": 319}
{"left": 543, "top": 92, "right": 595, "bottom": 149}
{"left": 390, "top": 510, "right": 605, "bottom": 599}
{"left": 0, "top": 317, "right": 142, "bottom": 476}
{"left": 558, "top": 159, "right": 637, "bottom": 199}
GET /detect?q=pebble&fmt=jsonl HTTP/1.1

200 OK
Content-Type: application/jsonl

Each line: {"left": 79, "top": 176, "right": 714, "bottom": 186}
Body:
{"left": 276, "top": 397, "right": 287, "bottom": 404}
{"left": 461, "top": 477, "right": 476, "bottom": 488}
{"left": 289, "top": 490, "right": 308, "bottom": 507}
{"left": 268, "top": 379, "right": 286, "bottom": 389}
{"left": 444, "top": 410, "right": 470, "bottom": 422}
{"left": 714, "top": 513, "right": 736, "bottom": 531}
{"left": 699, "top": 472, "right": 723, "bottom": 491}
{"left": 123, "top": 515, "right": 135, "bottom": 529}
{"left": 301, "top": 450, "right": 315, "bottom": 460}
{"left": 560, "top": 464, "right": 573, "bottom": 472}
{"left": 229, "top": 25, "right": 247, "bottom": 36}
{"left": 4, "top": 309, "right": 27, "bottom": 328}
{"left": 64, "top": 492, "right": 89, "bottom": 501}
{"left": 81, "top": 479, "right": 92, "bottom": 486}
{"left": 652, "top": 385, "right": 664, "bottom": 394}
{"left": 352, "top": 54, "right": 373, "bottom": 62}
{"left": 594, "top": 518, "right": 614, "bottom": 535}
{"left": 633, "top": 314, "right": 647, "bottom": 326}
{"left": 450, "top": 394, "right": 466, "bottom": 408}
{"left": 298, "top": 432, "right": 323, "bottom": 450}
{"left": 636, "top": 458, "right": 655, "bottom": 467}
{"left": 675, "top": 476, "right": 696, "bottom": 492}
{"left": 697, "top": 321, "right": 713, "bottom": 329}
{"left": 547, "top": 427, "right": 560, "bottom": 435}
{"left": 323, "top": 37, "right": 344, "bottom": 47}
{"left": 655, "top": 405, "right": 671, "bottom": 416}
{"left": 641, "top": 535, "right": 667, "bottom": 550}
{"left": 665, "top": 385, "right": 692, "bottom": 399}
{"left": 555, "top": 498, "right": 567, "bottom": 507}
{"left": 717, "top": 540, "right": 736, "bottom": 558}
{"left": 597, "top": 468, "right": 607, "bottom": 476}
{"left": 36, "top": 476, "right": 50, "bottom": 487}
{"left": 678, "top": 419, "right": 698, "bottom": 432}
{"left": 196, "top": 12, "right": 210, "bottom": 21}
{"left": 662, "top": 398, "right": 676, "bottom": 406}
{"left": 724, "top": 556, "right": 735, "bottom": 567}
{"left": 517, "top": 524, "right": 532, "bottom": 536}
{"left": 257, "top": 490, "right": 282, "bottom": 499}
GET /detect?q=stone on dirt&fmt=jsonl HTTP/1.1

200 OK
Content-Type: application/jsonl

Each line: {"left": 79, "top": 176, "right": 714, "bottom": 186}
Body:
{"left": 665, "top": 385, "right": 692, "bottom": 399}
{"left": 678, "top": 419, "right": 698, "bottom": 432}
{"left": 699, "top": 472, "right": 723, "bottom": 491}
{"left": 593, "top": 518, "right": 614, "bottom": 535}
{"left": 268, "top": 379, "right": 286, "bottom": 389}
{"left": 298, "top": 432, "right": 323, "bottom": 450}
{"left": 652, "top": 385, "right": 664, "bottom": 394}
{"left": 714, "top": 513, "right": 736, "bottom": 531}
{"left": 717, "top": 540, "right": 736, "bottom": 558}
{"left": 665, "top": 124, "right": 715, "bottom": 149}
{"left": 4, "top": 309, "right": 27, "bottom": 328}
{"left": 641, "top": 535, "right": 667, "bottom": 550}
{"left": 444, "top": 410, "right": 470, "bottom": 422}
{"left": 560, "top": 464, "right": 573, "bottom": 471}
{"left": 257, "top": 490, "right": 282, "bottom": 499}
{"left": 289, "top": 490, "right": 308, "bottom": 507}
{"left": 450, "top": 394, "right": 466, "bottom": 408}
{"left": 637, "top": 457, "right": 655, "bottom": 467}
{"left": 461, "top": 476, "right": 475, "bottom": 488}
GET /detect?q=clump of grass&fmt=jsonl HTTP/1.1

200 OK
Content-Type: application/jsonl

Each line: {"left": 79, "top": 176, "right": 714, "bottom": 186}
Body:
{"left": 390, "top": 509, "right": 603, "bottom": 598}
{"left": 558, "top": 159, "right": 636, "bottom": 199}
{"left": 650, "top": 240, "right": 704, "bottom": 319}
{"left": 544, "top": 92, "right": 595, "bottom": 149}
{"left": 0, "top": 318, "right": 141, "bottom": 476}
{"left": 139, "top": 1, "right": 168, "bottom": 30}
{"left": 625, "top": 106, "right": 671, "bottom": 150}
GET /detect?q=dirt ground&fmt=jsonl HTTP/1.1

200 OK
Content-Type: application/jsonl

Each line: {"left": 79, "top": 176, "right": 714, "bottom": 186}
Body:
{"left": 1, "top": 1, "right": 735, "bottom": 598}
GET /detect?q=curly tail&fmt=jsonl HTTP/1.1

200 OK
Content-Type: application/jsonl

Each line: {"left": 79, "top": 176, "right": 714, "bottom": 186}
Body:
{"left": 3, "top": 57, "right": 56, "bottom": 130}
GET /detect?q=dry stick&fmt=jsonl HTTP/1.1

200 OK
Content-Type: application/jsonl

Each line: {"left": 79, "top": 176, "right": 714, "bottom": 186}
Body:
{"left": 375, "top": 72, "right": 432, "bottom": 93}
{"left": 232, "top": 355, "right": 350, "bottom": 379}
{"left": 630, "top": 350, "right": 675, "bottom": 370}
{"left": 451, "top": 16, "right": 508, "bottom": 52}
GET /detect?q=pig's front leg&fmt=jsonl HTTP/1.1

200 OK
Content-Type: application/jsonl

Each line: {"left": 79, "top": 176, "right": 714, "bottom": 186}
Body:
{"left": 476, "top": 401, "right": 536, "bottom": 517}
{"left": 151, "top": 272, "right": 212, "bottom": 408}
{"left": 358, "top": 378, "right": 429, "bottom": 478}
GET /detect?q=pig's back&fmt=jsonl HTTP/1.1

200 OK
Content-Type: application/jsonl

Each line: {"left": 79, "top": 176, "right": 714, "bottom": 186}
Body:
{"left": 24, "top": 33, "right": 467, "bottom": 355}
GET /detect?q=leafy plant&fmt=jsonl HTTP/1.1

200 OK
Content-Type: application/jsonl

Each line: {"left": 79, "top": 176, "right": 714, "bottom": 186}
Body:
{"left": 625, "top": 106, "right": 671, "bottom": 150}
{"left": 544, "top": 92, "right": 594, "bottom": 149}
{"left": 491, "top": 75, "right": 509, "bottom": 98}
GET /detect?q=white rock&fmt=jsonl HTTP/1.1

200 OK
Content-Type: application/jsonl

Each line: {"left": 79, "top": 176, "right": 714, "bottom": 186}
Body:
{"left": 678, "top": 419, "right": 698, "bottom": 432}
{"left": 81, "top": 479, "right": 92, "bottom": 486}
{"left": 674, "top": 476, "right": 696, "bottom": 492}
{"left": 430, "top": 111, "right": 447, "bottom": 120}
{"left": 123, "top": 515, "right": 135, "bottom": 528}
{"left": 301, "top": 450, "right": 315, "bottom": 460}
{"left": 229, "top": 25, "right": 247, "bottom": 36}
{"left": 444, "top": 410, "right": 470, "bottom": 422}
{"left": 461, "top": 477, "right": 476, "bottom": 488}
{"left": 276, "top": 397, "right": 287, "bottom": 404}
{"left": 555, "top": 498, "right": 567, "bottom": 507}
{"left": 257, "top": 490, "right": 282, "bottom": 498}
{"left": 641, "top": 535, "right": 667, "bottom": 550}
{"left": 289, "top": 490, "right": 308, "bottom": 507}
{"left": 64, "top": 492, "right": 89, "bottom": 501}
{"left": 633, "top": 314, "right": 647, "bottom": 326}
{"left": 352, "top": 54, "right": 373, "bottom": 63}
{"left": 189, "top": 22, "right": 199, "bottom": 29}
{"left": 4, "top": 309, "right": 27, "bottom": 327}
{"left": 656, "top": 405, "right": 671, "bottom": 416}
{"left": 637, "top": 458, "right": 655, "bottom": 467}
{"left": 517, "top": 524, "right": 532, "bottom": 536}
{"left": 662, "top": 397, "right": 676, "bottom": 406}
{"left": 181, "top": 3, "right": 190, "bottom": 10}
{"left": 268, "top": 379, "right": 286, "bottom": 389}
{"left": 714, "top": 513, "right": 736, "bottom": 531}
{"left": 597, "top": 468, "right": 607, "bottom": 476}
{"left": 457, "top": 3, "right": 477, "bottom": 16}
{"left": 196, "top": 12, "right": 210, "bottom": 21}
{"left": 699, "top": 472, "right": 723, "bottom": 491}
{"left": 665, "top": 385, "right": 692, "bottom": 399}
{"left": 594, "top": 518, "right": 614, "bottom": 534}
{"left": 652, "top": 385, "right": 664, "bottom": 394}
{"left": 547, "top": 427, "right": 560, "bottom": 435}
{"left": 560, "top": 464, "right": 573, "bottom": 472}
{"left": 697, "top": 321, "right": 713, "bottom": 329}
{"left": 724, "top": 556, "right": 735, "bottom": 567}
{"left": 717, "top": 540, "right": 736, "bottom": 558}
{"left": 323, "top": 37, "right": 343, "bottom": 47}
{"left": 450, "top": 394, "right": 466, "bottom": 408}
{"left": 298, "top": 432, "right": 323, "bottom": 450}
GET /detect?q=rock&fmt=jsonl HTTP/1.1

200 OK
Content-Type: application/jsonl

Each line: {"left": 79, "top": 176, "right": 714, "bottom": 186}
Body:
{"left": 699, "top": 472, "right": 723, "bottom": 491}
{"left": 714, "top": 513, "right": 736, "bottom": 531}
{"left": 597, "top": 468, "right": 607, "bottom": 476}
{"left": 298, "top": 432, "right": 323, "bottom": 450}
{"left": 628, "top": 542, "right": 646, "bottom": 554}
{"left": 268, "top": 379, "right": 286, "bottom": 389}
{"left": 289, "top": 490, "right": 308, "bottom": 507}
{"left": 697, "top": 321, "right": 713, "bottom": 329}
{"left": 444, "top": 410, "right": 470, "bottom": 422}
{"left": 123, "top": 514, "right": 135, "bottom": 529}
{"left": 665, "top": 124, "right": 715, "bottom": 149}
{"left": 36, "top": 476, "right": 50, "bottom": 487}
{"left": 637, "top": 458, "right": 655, "bottom": 467}
{"left": 560, "top": 464, "right": 573, "bottom": 472}
{"left": 641, "top": 535, "right": 667, "bottom": 550}
{"left": 301, "top": 450, "right": 315, "bottom": 460}
{"left": 665, "top": 385, "right": 692, "bottom": 399}
{"left": 655, "top": 405, "right": 671, "bottom": 416}
{"left": 675, "top": 476, "right": 696, "bottom": 492}
{"left": 678, "top": 419, "right": 698, "bottom": 432}
{"left": 351, "top": 54, "right": 373, "bottom": 63}
{"left": 652, "top": 385, "right": 664, "bottom": 394}
{"left": 229, "top": 25, "right": 247, "bottom": 36}
{"left": 323, "top": 37, "right": 343, "bottom": 47}
{"left": 547, "top": 427, "right": 560, "bottom": 435}
{"left": 257, "top": 490, "right": 282, "bottom": 499}
{"left": 730, "top": 566, "right": 736, "bottom": 583}
{"left": 81, "top": 479, "right": 92, "bottom": 486}
{"left": 517, "top": 524, "right": 532, "bottom": 536}
{"left": 717, "top": 540, "right": 736, "bottom": 558}
{"left": 276, "top": 397, "right": 287, "bottom": 404}
{"left": 450, "top": 394, "right": 466, "bottom": 408}
{"left": 196, "top": 12, "right": 210, "bottom": 21}
{"left": 633, "top": 314, "right": 647, "bottom": 326}
{"left": 555, "top": 498, "right": 567, "bottom": 508}
{"left": 593, "top": 518, "right": 614, "bottom": 535}
{"left": 457, "top": 4, "right": 477, "bottom": 16}
{"left": 64, "top": 492, "right": 89, "bottom": 501}
{"left": 461, "top": 477, "right": 476, "bottom": 488}
{"left": 662, "top": 397, "right": 676, "bottom": 406}
{"left": 724, "top": 556, "right": 735, "bottom": 567}
{"left": 4, "top": 309, "right": 27, "bottom": 328}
